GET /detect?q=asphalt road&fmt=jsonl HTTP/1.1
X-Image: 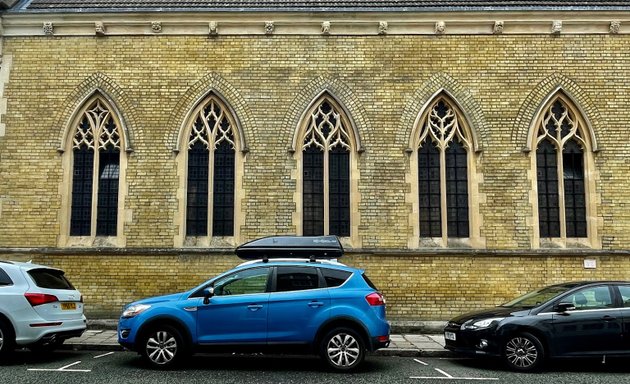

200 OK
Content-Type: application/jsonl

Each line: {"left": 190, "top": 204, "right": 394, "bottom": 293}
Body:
{"left": 1, "top": 349, "right": 630, "bottom": 384}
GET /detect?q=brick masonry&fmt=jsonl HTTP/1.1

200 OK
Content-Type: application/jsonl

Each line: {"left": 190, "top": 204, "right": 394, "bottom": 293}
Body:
{"left": 0, "top": 34, "right": 629, "bottom": 319}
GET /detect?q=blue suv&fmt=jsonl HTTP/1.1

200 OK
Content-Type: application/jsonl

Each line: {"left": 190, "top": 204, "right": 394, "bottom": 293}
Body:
{"left": 118, "top": 236, "right": 390, "bottom": 371}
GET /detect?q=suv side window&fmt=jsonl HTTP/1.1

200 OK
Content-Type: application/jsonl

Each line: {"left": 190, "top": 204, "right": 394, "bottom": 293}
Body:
{"left": 617, "top": 285, "right": 630, "bottom": 307}
{"left": 213, "top": 267, "right": 270, "bottom": 296}
{"left": 563, "top": 286, "right": 613, "bottom": 310}
{"left": 276, "top": 266, "right": 319, "bottom": 292}
{"left": 0, "top": 267, "right": 12, "bottom": 286}
{"left": 321, "top": 268, "right": 351, "bottom": 288}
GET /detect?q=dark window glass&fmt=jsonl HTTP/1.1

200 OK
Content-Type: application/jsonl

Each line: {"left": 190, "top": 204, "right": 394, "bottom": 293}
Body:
{"left": 329, "top": 147, "right": 350, "bottom": 237}
{"left": 563, "top": 286, "right": 612, "bottom": 310}
{"left": 276, "top": 266, "right": 319, "bottom": 292}
{"left": 563, "top": 140, "right": 587, "bottom": 238}
{"left": 213, "top": 267, "right": 269, "bottom": 296}
{"left": 361, "top": 273, "right": 378, "bottom": 290}
{"left": 617, "top": 285, "right": 630, "bottom": 308}
{"left": 187, "top": 142, "right": 209, "bottom": 236}
{"left": 96, "top": 148, "right": 120, "bottom": 236}
{"left": 418, "top": 142, "right": 441, "bottom": 237}
{"left": 70, "top": 147, "right": 94, "bottom": 236}
{"left": 537, "top": 139, "right": 560, "bottom": 237}
{"left": 446, "top": 140, "right": 469, "bottom": 237}
{"left": 321, "top": 268, "right": 351, "bottom": 288}
{"left": 212, "top": 141, "right": 235, "bottom": 236}
{"left": 303, "top": 146, "right": 324, "bottom": 236}
{"left": 28, "top": 269, "right": 75, "bottom": 290}
{"left": 0, "top": 267, "right": 12, "bottom": 286}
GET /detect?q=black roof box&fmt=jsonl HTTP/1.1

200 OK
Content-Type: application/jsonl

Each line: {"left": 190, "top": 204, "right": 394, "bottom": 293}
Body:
{"left": 235, "top": 236, "right": 343, "bottom": 260}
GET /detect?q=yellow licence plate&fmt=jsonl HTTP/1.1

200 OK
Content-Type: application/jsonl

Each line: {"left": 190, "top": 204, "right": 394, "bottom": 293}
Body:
{"left": 61, "top": 302, "right": 77, "bottom": 310}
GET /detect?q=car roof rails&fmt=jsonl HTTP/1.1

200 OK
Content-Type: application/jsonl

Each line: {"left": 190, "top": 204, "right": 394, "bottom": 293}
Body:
{"left": 235, "top": 235, "right": 344, "bottom": 261}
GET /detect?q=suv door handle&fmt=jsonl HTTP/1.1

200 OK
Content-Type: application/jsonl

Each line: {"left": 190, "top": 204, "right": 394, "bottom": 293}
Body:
{"left": 247, "top": 304, "right": 263, "bottom": 311}
{"left": 308, "top": 301, "right": 324, "bottom": 308}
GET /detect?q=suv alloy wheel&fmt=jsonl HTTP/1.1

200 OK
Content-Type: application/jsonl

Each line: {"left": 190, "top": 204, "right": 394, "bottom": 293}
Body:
{"left": 320, "top": 327, "right": 366, "bottom": 371}
{"left": 141, "top": 325, "right": 186, "bottom": 368}
{"left": 502, "top": 332, "right": 545, "bottom": 372}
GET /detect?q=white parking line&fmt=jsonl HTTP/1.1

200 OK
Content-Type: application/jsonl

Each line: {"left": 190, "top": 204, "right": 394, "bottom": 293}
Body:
{"left": 410, "top": 367, "right": 499, "bottom": 381}
{"left": 93, "top": 352, "right": 115, "bottom": 359}
{"left": 27, "top": 360, "right": 91, "bottom": 373}
{"left": 414, "top": 358, "right": 429, "bottom": 366}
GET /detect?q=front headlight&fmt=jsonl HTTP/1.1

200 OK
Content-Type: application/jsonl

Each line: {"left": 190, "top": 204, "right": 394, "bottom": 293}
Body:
{"left": 461, "top": 317, "right": 505, "bottom": 330}
{"left": 122, "top": 304, "right": 151, "bottom": 318}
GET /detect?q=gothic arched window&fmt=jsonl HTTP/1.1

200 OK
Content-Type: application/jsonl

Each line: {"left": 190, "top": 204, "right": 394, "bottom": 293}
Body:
{"left": 300, "top": 97, "right": 354, "bottom": 237}
{"left": 414, "top": 95, "right": 473, "bottom": 242}
{"left": 70, "top": 98, "right": 122, "bottom": 237}
{"left": 534, "top": 94, "right": 589, "bottom": 239}
{"left": 185, "top": 96, "right": 237, "bottom": 237}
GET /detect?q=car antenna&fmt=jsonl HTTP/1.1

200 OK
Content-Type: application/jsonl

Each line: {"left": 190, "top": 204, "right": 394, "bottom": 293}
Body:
{"left": 309, "top": 255, "right": 316, "bottom": 263}
{"left": 262, "top": 256, "right": 269, "bottom": 263}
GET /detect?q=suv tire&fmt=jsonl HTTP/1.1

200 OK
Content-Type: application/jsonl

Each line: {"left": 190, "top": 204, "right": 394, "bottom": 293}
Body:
{"left": 0, "top": 318, "right": 15, "bottom": 358}
{"left": 140, "top": 325, "right": 187, "bottom": 369}
{"left": 320, "top": 327, "right": 366, "bottom": 371}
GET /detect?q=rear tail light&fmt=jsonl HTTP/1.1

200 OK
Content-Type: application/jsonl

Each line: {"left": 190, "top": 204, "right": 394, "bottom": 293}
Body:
{"left": 365, "top": 292, "right": 385, "bottom": 306}
{"left": 25, "top": 293, "right": 59, "bottom": 306}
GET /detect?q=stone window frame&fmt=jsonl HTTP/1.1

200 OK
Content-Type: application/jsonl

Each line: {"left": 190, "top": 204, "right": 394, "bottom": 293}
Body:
{"left": 291, "top": 92, "right": 362, "bottom": 248}
{"left": 174, "top": 92, "right": 245, "bottom": 248}
{"left": 528, "top": 91, "right": 599, "bottom": 249}
{"left": 58, "top": 93, "right": 129, "bottom": 247}
{"left": 407, "top": 90, "right": 482, "bottom": 249}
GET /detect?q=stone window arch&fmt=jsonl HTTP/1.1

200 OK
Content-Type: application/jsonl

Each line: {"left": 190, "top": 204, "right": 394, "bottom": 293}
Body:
{"left": 408, "top": 91, "right": 482, "bottom": 248}
{"left": 530, "top": 91, "right": 598, "bottom": 248}
{"left": 293, "top": 93, "right": 360, "bottom": 244}
{"left": 59, "top": 94, "right": 128, "bottom": 247}
{"left": 175, "top": 93, "right": 244, "bottom": 247}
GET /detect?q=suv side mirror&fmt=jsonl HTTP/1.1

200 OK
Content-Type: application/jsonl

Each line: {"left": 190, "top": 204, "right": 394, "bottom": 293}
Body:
{"left": 555, "top": 302, "right": 576, "bottom": 313}
{"left": 203, "top": 287, "right": 215, "bottom": 305}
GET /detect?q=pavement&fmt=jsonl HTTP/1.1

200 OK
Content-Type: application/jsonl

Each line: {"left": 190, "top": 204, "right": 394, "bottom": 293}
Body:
{"left": 64, "top": 329, "right": 452, "bottom": 357}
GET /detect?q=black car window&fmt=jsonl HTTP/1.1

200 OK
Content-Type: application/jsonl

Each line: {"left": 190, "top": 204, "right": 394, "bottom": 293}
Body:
{"left": 361, "top": 273, "right": 378, "bottom": 290}
{"left": 563, "top": 286, "right": 613, "bottom": 310}
{"left": 0, "top": 267, "right": 12, "bottom": 286}
{"left": 617, "top": 285, "right": 630, "bottom": 307}
{"left": 321, "top": 268, "right": 351, "bottom": 288}
{"left": 276, "top": 266, "right": 319, "bottom": 292}
{"left": 213, "top": 267, "right": 270, "bottom": 296}
{"left": 28, "top": 268, "right": 75, "bottom": 290}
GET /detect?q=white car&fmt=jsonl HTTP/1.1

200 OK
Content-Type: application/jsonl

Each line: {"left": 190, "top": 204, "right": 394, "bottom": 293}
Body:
{"left": 0, "top": 260, "right": 87, "bottom": 355}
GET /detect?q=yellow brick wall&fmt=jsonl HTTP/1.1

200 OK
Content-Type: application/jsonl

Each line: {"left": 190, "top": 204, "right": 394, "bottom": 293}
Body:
{"left": 3, "top": 252, "right": 628, "bottom": 319}
{"left": 0, "top": 34, "right": 629, "bottom": 319}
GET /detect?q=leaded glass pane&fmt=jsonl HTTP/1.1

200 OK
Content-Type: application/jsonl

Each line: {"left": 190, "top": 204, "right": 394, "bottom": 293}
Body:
{"left": 186, "top": 142, "right": 209, "bottom": 236}
{"left": 96, "top": 148, "right": 119, "bottom": 236}
{"left": 212, "top": 141, "right": 235, "bottom": 237}
{"left": 70, "top": 148, "right": 94, "bottom": 236}
{"left": 563, "top": 140, "right": 587, "bottom": 238}
{"left": 329, "top": 147, "right": 350, "bottom": 237}
{"left": 419, "top": 142, "right": 441, "bottom": 237}
{"left": 537, "top": 140, "right": 560, "bottom": 237}
{"left": 446, "top": 140, "right": 469, "bottom": 237}
{"left": 303, "top": 146, "right": 324, "bottom": 236}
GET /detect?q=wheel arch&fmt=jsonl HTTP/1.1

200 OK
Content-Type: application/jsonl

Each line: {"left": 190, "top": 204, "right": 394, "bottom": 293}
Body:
{"left": 499, "top": 325, "right": 550, "bottom": 358}
{"left": 135, "top": 316, "right": 193, "bottom": 352}
{"left": 315, "top": 317, "right": 372, "bottom": 351}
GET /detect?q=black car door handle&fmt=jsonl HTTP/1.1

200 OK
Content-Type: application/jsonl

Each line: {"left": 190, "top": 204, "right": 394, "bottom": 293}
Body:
{"left": 602, "top": 315, "right": 616, "bottom": 321}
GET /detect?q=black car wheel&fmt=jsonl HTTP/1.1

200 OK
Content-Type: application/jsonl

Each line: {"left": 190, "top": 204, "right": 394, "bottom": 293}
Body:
{"left": 0, "top": 319, "right": 15, "bottom": 358}
{"left": 320, "top": 327, "right": 365, "bottom": 371}
{"left": 140, "top": 325, "right": 186, "bottom": 369}
{"left": 502, "top": 332, "right": 545, "bottom": 372}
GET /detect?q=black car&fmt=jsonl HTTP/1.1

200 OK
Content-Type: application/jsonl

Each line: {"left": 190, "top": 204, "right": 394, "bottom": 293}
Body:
{"left": 444, "top": 281, "right": 630, "bottom": 371}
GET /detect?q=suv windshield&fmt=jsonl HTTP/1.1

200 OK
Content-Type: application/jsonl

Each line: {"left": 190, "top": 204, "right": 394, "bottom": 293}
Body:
{"left": 501, "top": 285, "right": 574, "bottom": 308}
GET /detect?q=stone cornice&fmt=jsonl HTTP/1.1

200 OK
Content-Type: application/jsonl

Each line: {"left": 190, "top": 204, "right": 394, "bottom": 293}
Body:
{"left": 0, "top": 11, "right": 627, "bottom": 36}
